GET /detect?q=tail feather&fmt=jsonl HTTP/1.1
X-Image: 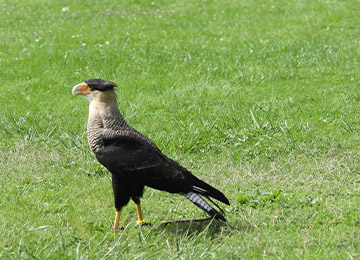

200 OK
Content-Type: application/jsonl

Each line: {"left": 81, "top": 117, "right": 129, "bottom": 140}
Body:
{"left": 184, "top": 192, "right": 227, "bottom": 222}
{"left": 188, "top": 174, "right": 230, "bottom": 205}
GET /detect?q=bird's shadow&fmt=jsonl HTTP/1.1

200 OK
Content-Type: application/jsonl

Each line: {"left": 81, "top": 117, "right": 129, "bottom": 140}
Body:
{"left": 155, "top": 217, "right": 225, "bottom": 238}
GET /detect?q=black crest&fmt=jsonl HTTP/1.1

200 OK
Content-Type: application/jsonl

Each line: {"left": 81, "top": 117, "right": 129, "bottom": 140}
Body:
{"left": 85, "top": 79, "right": 117, "bottom": 91}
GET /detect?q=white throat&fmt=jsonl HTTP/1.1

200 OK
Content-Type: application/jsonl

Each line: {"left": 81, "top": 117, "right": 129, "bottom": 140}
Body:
{"left": 84, "top": 92, "right": 95, "bottom": 102}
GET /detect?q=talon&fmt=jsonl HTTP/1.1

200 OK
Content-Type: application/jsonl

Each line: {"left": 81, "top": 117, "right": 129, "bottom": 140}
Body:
{"left": 113, "top": 226, "right": 124, "bottom": 231}
{"left": 136, "top": 221, "right": 152, "bottom": 226}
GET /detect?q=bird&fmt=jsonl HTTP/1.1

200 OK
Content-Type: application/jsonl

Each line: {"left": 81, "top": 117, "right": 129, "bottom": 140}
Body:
{"left": 72, "top": 78, "right": 230, "bottom": 230}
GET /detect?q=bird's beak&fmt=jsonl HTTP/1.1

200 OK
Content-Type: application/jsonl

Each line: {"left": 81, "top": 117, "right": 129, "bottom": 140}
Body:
{"left": 72, "top": 83, "right": 91, "bottom": 96}
{"left": 72, "top": 84, "right": 81, "bottom": 95}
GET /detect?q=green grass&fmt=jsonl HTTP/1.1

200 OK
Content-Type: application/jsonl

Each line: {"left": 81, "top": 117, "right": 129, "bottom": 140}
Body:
{"left": 1, "top": 0, "right": 360, "bottom": 258}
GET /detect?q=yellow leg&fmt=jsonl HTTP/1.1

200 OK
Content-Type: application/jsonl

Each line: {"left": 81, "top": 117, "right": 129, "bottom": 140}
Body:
{"left": 113, "top": 209, "right": 122, "bottom": 230}
{"left": 136, "top": 203, "right": 144, "bottom": 225}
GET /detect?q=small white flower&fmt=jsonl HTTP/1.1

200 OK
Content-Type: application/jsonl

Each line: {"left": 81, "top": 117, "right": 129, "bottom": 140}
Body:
{"left": 62, "top": 7, "right": 69, "bottom": 12}
{"left": 82, "top": 43, "right": 86, "bottom": 46}
{"left": 105, "top": 41, "right": 110, "bottom": 45}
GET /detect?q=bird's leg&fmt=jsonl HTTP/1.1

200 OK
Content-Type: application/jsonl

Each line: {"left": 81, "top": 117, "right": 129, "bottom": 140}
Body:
{"left": 113, "top": 209, "right": 122, "bottom": 230}
{"left": 135, "top": 203, "right": 144, "bottom": 225}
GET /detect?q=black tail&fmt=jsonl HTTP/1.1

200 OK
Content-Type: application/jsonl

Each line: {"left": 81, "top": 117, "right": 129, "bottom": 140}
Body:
{"left": 184, "top": 192, "right": 227, "bottom": 222}
{"left": 188, "top": 174, "right": 230, "bottom": 206}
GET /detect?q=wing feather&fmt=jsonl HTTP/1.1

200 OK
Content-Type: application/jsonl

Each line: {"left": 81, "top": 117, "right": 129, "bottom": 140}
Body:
{"left": 94, "top": 132, "right": 229, "bottom": 206}
{"left": 94, "top": 136, "right": 193, "bottom": 193}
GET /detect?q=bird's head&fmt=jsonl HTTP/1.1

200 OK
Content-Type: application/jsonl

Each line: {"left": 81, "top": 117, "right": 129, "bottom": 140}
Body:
{"left": 72, "top": 78, "right": 117, "bottom": 102}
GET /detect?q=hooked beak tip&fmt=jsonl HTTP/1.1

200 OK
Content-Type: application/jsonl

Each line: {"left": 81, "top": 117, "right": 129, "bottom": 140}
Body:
{"left": 72, "top": 84, "right": 81, "bottom": 96}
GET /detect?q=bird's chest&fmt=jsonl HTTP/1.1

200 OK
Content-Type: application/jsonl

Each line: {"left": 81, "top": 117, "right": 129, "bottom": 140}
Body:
{"left": 86, "top": 112, "right": 126, "bottom": 152}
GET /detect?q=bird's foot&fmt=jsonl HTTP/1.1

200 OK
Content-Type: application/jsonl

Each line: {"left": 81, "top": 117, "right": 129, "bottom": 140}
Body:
{"left": 112, "top": 226, "right": 124, "bottom": 231}
{"left": 136, "top": 220, "right": 152, "bottom": 226}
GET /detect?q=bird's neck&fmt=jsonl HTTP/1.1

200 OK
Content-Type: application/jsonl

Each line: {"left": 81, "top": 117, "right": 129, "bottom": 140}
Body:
{"left": 88, "top": 90, "right": 128, "bottom": 129}
{"left": 87, "top": 91, "right": 129, "bottom": 152}
{"left": 88, "top": 90, "right": 119, "bottom": 114}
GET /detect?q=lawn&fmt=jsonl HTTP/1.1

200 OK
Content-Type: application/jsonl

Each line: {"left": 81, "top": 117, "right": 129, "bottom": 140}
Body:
{"left": 1, "top": 0, "right": 360, "bottom": 258}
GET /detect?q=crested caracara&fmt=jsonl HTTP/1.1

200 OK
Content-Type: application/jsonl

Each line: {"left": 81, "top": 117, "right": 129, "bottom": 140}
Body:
{"left": 72, "top": 79, "right": 230, "bottom": 229}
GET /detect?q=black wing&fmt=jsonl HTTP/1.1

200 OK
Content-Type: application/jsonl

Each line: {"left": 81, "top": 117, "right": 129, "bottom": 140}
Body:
{"left": 94, "top": 136, "right": 195, "bottom": 193}
{"left": 94, "top": 134, "right": 229, "bottom": 205}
